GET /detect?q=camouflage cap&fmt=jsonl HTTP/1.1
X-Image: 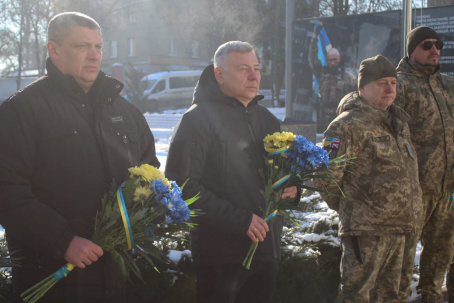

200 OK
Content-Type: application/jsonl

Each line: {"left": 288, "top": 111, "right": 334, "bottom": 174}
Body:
{"left": 358, "top": 55, "right": 397, "bottom": 89}
{"left": 407, "top": 26, "right": 440, "bottom": 56}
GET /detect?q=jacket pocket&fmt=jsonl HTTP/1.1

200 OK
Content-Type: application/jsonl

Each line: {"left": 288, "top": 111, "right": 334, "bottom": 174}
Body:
{"left": 112, "top": 129, "right": 141, "bottom": 166}
{"left": 43, "top": 126, "right": 79, "bottom": 140}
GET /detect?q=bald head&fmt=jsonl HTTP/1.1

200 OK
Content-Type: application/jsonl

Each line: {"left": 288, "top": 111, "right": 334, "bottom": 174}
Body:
{"left": 327, "top": 48, "right": 340, "bottom": 67}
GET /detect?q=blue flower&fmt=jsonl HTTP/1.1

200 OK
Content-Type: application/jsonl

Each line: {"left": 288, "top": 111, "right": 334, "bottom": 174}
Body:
{"left": 155, "top": 181, "right": 191, "bottom": 224}
{"left": 150, "top": 180, "right": 172, "bottom": 204}
{"left": 165, "top": 197, "right": 191, "bottom": 224}
{"left": 285, "top": 135, "right": 329, "bottom": 172}
{"left": 150, "top": 179, "right": 170, "bottom": 195}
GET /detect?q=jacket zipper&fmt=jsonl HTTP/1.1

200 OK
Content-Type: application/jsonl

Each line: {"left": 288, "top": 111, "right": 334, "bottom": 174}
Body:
{"left": 244, "top": 106, "right": 278, "bottom": 259}
{"left": 123, "top": 134, "right": 134, "bottom": 166}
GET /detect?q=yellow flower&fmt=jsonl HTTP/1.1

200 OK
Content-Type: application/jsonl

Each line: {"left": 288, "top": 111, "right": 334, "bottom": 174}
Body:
{"left": 128, "top": 164, "right": 171, "bottom": 189}
{"left": 133, "top": 186, "right": 152, "bottom": 202}
{"left": 263, "top": 131, "right": 295, "bottom": 153}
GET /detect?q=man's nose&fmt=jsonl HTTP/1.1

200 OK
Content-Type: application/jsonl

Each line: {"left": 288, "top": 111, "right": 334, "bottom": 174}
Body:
{"left": 248, "top": 69, "right": 259, "bottom": 80}
{"left": 88, "top": 46, "right": 101, "bottom": 59}
{"left": 386, "top": 83, "right": 396, "bottom": 92}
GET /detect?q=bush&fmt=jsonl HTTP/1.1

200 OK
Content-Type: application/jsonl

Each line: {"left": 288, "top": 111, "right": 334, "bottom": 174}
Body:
{"left": 124, "top": 62, "right": 148, "bottom": 114}
{"left": 0, "top": 236, "right": 14, "bottom": 300}
{"left": 273, "top": 192, "right": 341, "bottom": 303}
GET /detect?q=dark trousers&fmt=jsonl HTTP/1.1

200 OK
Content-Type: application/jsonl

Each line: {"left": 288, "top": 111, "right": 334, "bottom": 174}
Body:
{"left": 196, "top": 260, "right": 279, "bottom": 303}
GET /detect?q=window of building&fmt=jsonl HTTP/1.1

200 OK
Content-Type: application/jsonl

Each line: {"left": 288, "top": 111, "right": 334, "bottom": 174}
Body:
{"left": 129, "top": 7, "right": 137, "bottom": 24}
{"left": 128, "top": 38, "right": 136, "bottom": 57}
{"left": 110, "top": 41, "right": 118, "bottom": 58}
{"left": 112, "top": 11, "right": 118, "bottom": 25}
{"left": 169, "top": 38, "right": 177, "bottom": 56}
{"left": 190, "top": 41, "right": 199, "bottom": 58}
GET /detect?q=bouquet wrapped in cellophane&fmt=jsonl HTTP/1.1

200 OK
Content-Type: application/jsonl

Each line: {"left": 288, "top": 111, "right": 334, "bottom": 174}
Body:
{"left": 242, "top": 131, "right": 345, "bottom": 269}
{"left": 21, "top": 164, "right": 199, "bottom": 303}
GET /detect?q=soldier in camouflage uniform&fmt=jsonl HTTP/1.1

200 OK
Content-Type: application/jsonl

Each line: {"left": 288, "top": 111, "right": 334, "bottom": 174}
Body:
{"left": 394, "top": 26, "right": 454, "bottom": 303}
{"left": 308, "top": 22, "right": 356, "bottom": 133}
{"left": 317, "top": 55, "right": 422, "bottom": 303}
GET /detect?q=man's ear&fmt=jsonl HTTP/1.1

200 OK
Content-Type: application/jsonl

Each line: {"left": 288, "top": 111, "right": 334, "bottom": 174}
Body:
{"left": 47, "top": 41, "right": 59, "bottom": 61}
{"left": 358, "top": 86, "right": 364, "bottom": 96}
{"left": 214, "top": 66, "right": 224, "bottom": 85}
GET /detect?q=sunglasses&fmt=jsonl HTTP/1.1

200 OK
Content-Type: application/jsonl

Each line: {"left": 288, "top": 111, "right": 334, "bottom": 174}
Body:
{"left": 420, "top": 40, "right": 443, "bottom": 51}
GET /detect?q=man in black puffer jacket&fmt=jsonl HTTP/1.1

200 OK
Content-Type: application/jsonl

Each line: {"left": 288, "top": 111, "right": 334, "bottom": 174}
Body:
{"left": 166, "top": 41, "right": 298, "bottom": 303}
{"left": 0, "top": 12, "right": 159, "bottom": 303}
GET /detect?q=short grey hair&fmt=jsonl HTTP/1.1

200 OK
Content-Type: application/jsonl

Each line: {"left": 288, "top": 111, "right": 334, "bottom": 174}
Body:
{"left": 48, "top": 12, "right": 101, "bottom": 44}
{"left": 214, "top": 41, "right": 255, "bottom": 68}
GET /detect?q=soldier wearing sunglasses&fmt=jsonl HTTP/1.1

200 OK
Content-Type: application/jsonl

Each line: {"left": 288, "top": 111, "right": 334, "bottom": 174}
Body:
{"left": 395, "top": 25, "right": 454, "bottom": 303}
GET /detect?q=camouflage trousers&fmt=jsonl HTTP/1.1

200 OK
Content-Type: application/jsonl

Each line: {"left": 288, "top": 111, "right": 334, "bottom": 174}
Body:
{"left": 398, "top": 225, "right": 423, "bottom": 303}
{"left": 417, "top": 193, "right": 454, "bottom": 303}
{"left": 398, "top": 195, "right": 424, "bottom": 303}
{"left": 337, "top": 235, "right": 405, "bottom": 303}
{"left": 447, "top": 261, "right": 454, "bottom": 303}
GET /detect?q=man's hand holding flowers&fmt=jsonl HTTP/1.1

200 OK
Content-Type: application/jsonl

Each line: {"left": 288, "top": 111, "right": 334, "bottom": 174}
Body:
{"left": 246, "top": 186, "right": 297, "bottom": 243}
{"left": 247, "top": 214, "right": 269, "bottom": 242}
{"left": 281, "top": 186, "right": 298, "bottom": 200}
{"left": 64, "top": 236, "right": 104, "bottom": 269}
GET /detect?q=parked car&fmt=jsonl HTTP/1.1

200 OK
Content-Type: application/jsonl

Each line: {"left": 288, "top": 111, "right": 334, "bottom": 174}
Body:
{"left": 141, "top": 70, "right": 202, "bottom": 112}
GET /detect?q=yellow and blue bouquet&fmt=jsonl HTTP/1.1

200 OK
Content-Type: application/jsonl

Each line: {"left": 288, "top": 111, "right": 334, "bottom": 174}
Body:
{"left": 21, "top": 164, "right": 198, "bottom": 303}
{"left": 242, "top": 131, "right": 332, "bottom": 269}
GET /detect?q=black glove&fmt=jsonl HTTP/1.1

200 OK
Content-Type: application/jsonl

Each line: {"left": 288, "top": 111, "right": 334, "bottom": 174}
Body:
{"left": 314, "top": 22, "right": 323, "bottom": 36}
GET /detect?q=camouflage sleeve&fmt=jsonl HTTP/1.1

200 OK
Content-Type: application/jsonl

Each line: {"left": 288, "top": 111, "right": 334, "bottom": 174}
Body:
{"left": 315, "top": 120, "right": 350, "bottom": 211}
{"left": 394, "top": 78, "right": 406, "bottom": 109}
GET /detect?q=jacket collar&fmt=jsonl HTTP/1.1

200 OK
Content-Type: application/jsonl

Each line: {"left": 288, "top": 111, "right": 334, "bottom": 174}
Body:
{"left": 46, "top": 58, "right": 124, "bottom": 105}
{"left": 337, "top": 91, "right": 410, "bottom": 133}
{"left": 193, "top": 64, "right": 264, "bottom": 108}
{"left": 397, "top": 56, "right": 441, "bottom": 77}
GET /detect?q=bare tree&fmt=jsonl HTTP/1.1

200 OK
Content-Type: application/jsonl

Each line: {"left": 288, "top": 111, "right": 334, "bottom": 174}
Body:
{"left": 0, "top": 0, "right": 56, "bottom": 84}
{"left": 318, "top": 0, "right": 400, "bottom": 15}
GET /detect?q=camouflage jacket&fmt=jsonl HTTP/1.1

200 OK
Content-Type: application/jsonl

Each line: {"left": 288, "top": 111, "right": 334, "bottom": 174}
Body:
{"left": 317, "top": 92, "right": 422, "bottom": 237}
{"left": 395, "top": 57, "right": 454, "bottom": 195}
{"left": 308, "top": 36, "right": 356, "bottom": 114}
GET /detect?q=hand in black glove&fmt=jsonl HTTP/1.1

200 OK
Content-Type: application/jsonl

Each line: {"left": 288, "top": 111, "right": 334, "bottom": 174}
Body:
{"left": 314, "top": 21, "right": 323, "bottom": 36}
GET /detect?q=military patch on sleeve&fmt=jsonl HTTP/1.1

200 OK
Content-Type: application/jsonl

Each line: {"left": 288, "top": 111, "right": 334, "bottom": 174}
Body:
{"left": 324, "top": 136, "right": 340, "bottom": 159}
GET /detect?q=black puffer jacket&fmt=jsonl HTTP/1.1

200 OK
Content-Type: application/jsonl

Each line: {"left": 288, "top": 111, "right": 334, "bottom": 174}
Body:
{"left": 0, "top": 59, "right": 159, "bottom": 301}
{"left": 165, "top": 65, "right": 282, "bottom": 267}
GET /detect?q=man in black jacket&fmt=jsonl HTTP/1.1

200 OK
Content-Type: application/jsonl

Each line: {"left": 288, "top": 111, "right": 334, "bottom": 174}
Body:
{"left": 0, "top": 12, "right": 159, "bottom": 302}
{"left": 165, "top": 41, "right": 298, "bottom": 303}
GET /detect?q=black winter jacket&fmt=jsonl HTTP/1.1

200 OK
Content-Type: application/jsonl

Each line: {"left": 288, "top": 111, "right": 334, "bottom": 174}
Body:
{"left": 0, "top": 59, "right": 159, "bottom": 301}
{"left": 165, "top": 65, "right": 282, "bottom": 267}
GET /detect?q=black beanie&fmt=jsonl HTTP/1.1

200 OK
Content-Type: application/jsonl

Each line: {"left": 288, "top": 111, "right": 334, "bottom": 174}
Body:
{"left": 358, "top": 55, "right": 397, "bottom": 89}
{"left": 407, "top": 26, "right": 440, "bottom": 56}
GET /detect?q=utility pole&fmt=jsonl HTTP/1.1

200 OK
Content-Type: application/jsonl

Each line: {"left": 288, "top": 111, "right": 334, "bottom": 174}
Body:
{"left": 402, "top": 0, "right": 413, "bottom": 57}
{"left": 285, "top": 0, "right": 294, "bottom": 118}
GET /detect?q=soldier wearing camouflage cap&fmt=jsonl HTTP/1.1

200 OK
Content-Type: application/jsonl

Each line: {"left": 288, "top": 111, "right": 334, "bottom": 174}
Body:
{"left": 316, "top": 55, "right": 422, "bottom": 303}
{"left": 395, "top": 26, "right": 454, "bottom": 303}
